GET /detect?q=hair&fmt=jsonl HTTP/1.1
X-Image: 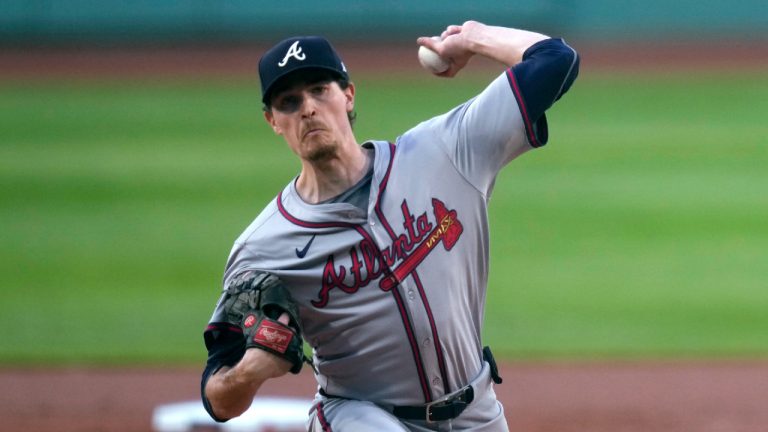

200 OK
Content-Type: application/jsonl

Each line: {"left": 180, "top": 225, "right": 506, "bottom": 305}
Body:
{"left": 263, "top": 72, "right": 357, "bottom": 127}
{"left": 336, "top": 79, "right": 357, "bottom": 127}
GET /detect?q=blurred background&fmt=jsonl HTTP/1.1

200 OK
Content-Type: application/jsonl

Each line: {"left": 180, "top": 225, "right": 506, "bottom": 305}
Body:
{"left": 1, "top": 1, "right": 767, "bottom": 431}
{"left": 1, "top": 0, "right": 767, "bottom": 43}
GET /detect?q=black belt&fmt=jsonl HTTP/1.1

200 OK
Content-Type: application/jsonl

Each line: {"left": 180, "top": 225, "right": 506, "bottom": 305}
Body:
{"left": 392, "top": 385, "right": 474, "bottom": 423}
{"left": 318, "top": 385, "right": 474, "bottom": 423}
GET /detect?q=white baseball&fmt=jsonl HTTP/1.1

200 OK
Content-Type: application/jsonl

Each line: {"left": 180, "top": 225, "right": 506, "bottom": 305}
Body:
{"left": 418, "top": 44, "right": 450, "bottom": 74}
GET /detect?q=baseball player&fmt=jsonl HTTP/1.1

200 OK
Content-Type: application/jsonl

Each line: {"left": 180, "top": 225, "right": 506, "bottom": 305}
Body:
{"left": 201, "top": 20, "right": 579, "bottom": 431}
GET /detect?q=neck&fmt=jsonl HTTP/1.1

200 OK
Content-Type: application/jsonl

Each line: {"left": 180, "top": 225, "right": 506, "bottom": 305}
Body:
{"left": 295, "top": 138, "right": 370, "bottom": 204}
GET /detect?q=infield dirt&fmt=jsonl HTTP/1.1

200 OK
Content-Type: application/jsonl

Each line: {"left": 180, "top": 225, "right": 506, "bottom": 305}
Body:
{"left": 1, "top": 40, "right": 767, "bottom": 79}
{"left": 2, "top": 361, "right": 768, "bottom": 432}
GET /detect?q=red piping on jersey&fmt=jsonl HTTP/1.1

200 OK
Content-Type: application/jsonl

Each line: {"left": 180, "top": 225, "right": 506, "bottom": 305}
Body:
{"left": 390, "top": 284, "right": 433, "bottom": 401}
{"left": 315, "top": 401, "right": 332, "bottom": 432}
{"left": 506, "top": 68, "right": 541, "bottom": 148}
{"left": 376, "top": 142, "right": 396, "bottom": 202}
{"left": 276, "top": 142, "right": 433, "bottom": 402}
{"left": 351, "top": 223, "right": 433, "bottom": 404}
{"left": 373, "top": 142, "right": 442, "bottom": 402}
{"left": 206, "top": 323, "right": 242, "bottom": 334}
{"left": 410, "top": 271, "right": 451, "bottom": 391}
{"left": 276, "top": 192, "right": 360, "bottom": 230}
{"left": 376, "top": 208, "right": 451, "bottom": 394}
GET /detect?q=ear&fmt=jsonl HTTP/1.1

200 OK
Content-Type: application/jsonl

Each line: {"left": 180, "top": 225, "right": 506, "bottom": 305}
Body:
{"left": 264, "top": 110, "right": 282, "bottom": 135}
{"left": 344, "top": 82, "right": 355, "bottom": 112}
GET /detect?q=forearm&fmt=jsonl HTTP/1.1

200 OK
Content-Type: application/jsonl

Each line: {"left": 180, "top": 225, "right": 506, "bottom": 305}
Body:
{"left": 461, "top": 22, "right": 549, "bottom": 67}
{"left": 204, "top": 348, "right": 290, "bottom": 420}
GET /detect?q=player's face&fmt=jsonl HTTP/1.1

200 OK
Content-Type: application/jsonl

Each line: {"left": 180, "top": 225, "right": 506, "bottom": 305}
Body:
{"left": 265, "top": 76, "right": 355, "bottom": 162}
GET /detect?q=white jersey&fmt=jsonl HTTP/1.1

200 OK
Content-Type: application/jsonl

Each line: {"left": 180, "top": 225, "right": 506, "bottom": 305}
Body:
{"left": 220, "top": 71, "right": 533, "bottom": 407}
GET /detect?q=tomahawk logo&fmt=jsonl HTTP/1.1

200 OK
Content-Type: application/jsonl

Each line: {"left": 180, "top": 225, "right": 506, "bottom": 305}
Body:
{"left": 312, "top": 198, "right": 463, "bottom": 307}
{"left": 278, "top": 41, "right": 306, "bottom": 67}
{"left": 378, "top": 199, "right": 463, "bottom": 291}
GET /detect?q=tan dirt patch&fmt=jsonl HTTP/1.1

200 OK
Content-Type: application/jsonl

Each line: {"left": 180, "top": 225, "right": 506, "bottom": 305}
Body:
{"left": 1, "top": 41, "right": 766, "bottom": 80}
{"left": 1, "top": 361, "right": 767, "bottom": 432}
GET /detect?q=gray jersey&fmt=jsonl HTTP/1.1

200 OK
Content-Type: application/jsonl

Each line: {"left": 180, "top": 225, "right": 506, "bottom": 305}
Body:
{"left": 218, "top": 71, "right": 531, "bottom": 406}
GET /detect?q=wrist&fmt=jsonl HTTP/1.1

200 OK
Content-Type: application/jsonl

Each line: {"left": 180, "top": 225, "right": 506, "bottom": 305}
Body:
{"left": 241, "top": 347, "right": 292, "bottom": 380}
{"left": 469, "top": 23, "right": 549, "bottom": 66}
{"left": 457, "top": 21, "right": 490, "bottom": 57}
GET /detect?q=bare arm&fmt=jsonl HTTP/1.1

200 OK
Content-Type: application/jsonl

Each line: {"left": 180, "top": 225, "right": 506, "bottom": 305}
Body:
{"left": 204, "top": 314, "right": 293, "bottom": 420}
{"left": 417, "top": 21, "right": 550, "bottom": 76}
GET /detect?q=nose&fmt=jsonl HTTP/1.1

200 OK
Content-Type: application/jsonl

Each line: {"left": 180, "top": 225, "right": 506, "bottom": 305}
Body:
{"left": 299, "top": 91, "right": 317, "bottom": 118}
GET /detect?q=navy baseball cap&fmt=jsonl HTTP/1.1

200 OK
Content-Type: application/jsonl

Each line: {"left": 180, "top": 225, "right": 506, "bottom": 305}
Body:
{"left": 259, "top": 36, "right": 349, "bottom": 104}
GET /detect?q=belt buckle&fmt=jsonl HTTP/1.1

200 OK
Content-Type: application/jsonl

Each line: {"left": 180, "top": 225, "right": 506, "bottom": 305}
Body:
{"left": 424, "top": 398, "right": 442, "bottom": 423}
{"left": 424, "top": 385, "right": 470, "bottom": 423}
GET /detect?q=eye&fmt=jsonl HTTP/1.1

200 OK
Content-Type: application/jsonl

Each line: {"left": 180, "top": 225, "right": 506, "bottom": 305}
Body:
{"left": 310, "top": 84, "right": 329, "bottom": 95}
{"left": 275, "top": 95, "right": 302, "bottom": 113}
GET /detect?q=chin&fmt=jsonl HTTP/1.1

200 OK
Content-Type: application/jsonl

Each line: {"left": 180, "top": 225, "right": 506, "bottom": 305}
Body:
{"left": 305, "top": 142, "right": 338, "bottom": 162}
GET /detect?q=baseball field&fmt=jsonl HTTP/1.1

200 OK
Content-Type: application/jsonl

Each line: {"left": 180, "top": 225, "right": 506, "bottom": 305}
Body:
{"left": 1, "top": 43, "right": 767, "bottom": 431}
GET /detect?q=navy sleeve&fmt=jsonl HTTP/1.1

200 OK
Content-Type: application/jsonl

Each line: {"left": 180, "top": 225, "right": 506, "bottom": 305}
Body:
{"left": 200, "top": 323, "right": 246, "bottom": 422}
{"left": 507, "top": 38, "right": 580, "bottom": 147}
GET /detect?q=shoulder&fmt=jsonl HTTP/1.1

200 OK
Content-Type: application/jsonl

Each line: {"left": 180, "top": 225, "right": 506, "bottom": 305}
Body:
{"left": 223, "top": 186, "right": 293, "bottom": 281}
{"left": 233, "top": 195, "right": 282, "bottom": 246}
{"left": 396, "top": 102, "right": 468, "bottom": 146}
{"left": 399, "top": 71, "right": 515, "bottom": 145}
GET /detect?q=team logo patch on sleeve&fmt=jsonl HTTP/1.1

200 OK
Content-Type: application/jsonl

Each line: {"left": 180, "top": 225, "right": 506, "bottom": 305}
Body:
{"left": 253, "top": 320, "right": 293, "bottom": 353}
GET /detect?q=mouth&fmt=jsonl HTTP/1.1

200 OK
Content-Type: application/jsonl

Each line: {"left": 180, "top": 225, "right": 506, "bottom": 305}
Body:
{"left": 302, "top": 125, "right": 325, "bottom": 139}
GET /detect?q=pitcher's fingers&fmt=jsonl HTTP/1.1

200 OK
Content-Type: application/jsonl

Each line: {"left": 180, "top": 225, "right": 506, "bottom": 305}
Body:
{"left": 416, "top": 36, "right": 439, "bottom": 51}
{"left": 278, "top": 312, "right": 290, "bottom": 325}
{"left": 441, "top": 25, "right": 463, "bottom": 40}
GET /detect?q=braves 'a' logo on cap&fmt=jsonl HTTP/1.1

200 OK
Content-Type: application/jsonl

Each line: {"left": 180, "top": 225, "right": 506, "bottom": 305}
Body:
{"left": 278, "top": 41, "right": 306, "bottom": 67}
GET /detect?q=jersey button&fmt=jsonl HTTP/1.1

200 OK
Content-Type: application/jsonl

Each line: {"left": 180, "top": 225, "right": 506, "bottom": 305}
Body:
{"left": 407, "top": 290, "right": 416, "bottom": 300}
{"left": 422, "top": 338, "right": 431, "bottom": 347}
{"left": 432, "top": 377, "right": 441, "bottom": 386}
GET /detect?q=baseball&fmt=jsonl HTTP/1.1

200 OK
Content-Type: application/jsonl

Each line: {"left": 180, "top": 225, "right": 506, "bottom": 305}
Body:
{"left": 418, "top": 44, "right": 450, "bottom": 74}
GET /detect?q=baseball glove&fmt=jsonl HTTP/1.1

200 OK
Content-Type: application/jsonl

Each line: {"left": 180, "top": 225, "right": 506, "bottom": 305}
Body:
{"left": 218, "top": 270, "right": 307, "bottom": 374}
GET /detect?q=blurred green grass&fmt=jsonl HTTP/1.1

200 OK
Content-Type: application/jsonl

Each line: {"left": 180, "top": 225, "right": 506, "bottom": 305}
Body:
{"left": 1, "top": 71, "right": 766, "bottom": 364}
